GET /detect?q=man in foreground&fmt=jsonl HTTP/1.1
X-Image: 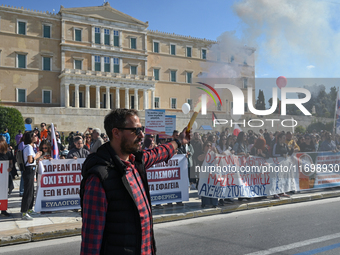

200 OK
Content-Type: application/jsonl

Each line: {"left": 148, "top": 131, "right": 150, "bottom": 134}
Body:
{"left": 80, "top": 109, "right": 189, "bottom": 255}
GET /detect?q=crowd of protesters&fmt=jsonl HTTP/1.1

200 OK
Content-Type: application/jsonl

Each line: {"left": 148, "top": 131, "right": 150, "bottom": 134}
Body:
{"left": 1, "top": 123, "right": 340, "bottom": 218}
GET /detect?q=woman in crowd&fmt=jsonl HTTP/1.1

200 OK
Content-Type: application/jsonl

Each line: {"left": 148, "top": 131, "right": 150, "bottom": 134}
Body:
{"left": 297, "top": 136, "right": 305, "bottom": 148}
{"left": 250, "top": 137, "right": 269, "bottom": 158}
{"left": 272, "top": 133, "right": 292, "bottom": 199}
{"left": 21, "top": 131, "right": 42, "bottom": 220}
{"left": 33, "top": 128, "right": 41, "bottom": 149}
{"left": 216, "top": 135, "right": 228, "bottom": 154}
{"left": 202, "top": 134, "right": 208, "bottom": 144}
{"left": 233, "top": 132, "right": 249, "bottom": 156}
{"left": 0, "top": 136, "right": 14, "bottom": 217}
{"left": 198, "top": 141, "right": 218, "bottom": 208}
{"left": 84, "top": 134, "right": 91, "bottom": 151}
{"left": 144, "top": 137, "right": 156, "bottom": 150}
{"left": 38, "top": 140, "right": 51, "bottom": 160}
{"left": 300, "top": 135, "right": 315, "bottom": 152}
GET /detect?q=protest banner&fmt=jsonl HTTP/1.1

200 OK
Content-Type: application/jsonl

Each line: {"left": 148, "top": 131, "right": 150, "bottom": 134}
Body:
{"left": 147, "top": 154, "right": 189, "bottom": 205}
{"left": 197, "top": 151, "right": 298, "bottom": 199}
{"left": 159, "top": 115, "right": 176, "bottom": 139}
{"left": 297, "top": 151, "right": 340, "bottom": 190}
{"left": 0, "top": 161, "right": 9, "bottom": 211}
{"left": 35, "top": 158, "right": 85, "bottom": 212}
{"left": 145, "top": 109, "right": 166, "bottom": 136}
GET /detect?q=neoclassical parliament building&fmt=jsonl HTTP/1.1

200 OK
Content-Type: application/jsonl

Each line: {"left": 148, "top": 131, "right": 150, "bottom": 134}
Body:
{"left": 0, "top": 2, "right": 255, "bottom": 131}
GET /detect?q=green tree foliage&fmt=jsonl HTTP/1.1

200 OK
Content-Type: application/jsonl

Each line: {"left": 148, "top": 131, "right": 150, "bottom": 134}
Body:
{"left": 295, "top": 125, "right": 306, "bottom": 134}
{"left": 306, "top": 121, "right": 334, "bottom": 133}
{"left": 255, "top": 89, "right": 266, "bottom": 110}
{"left": 268, "top": 97, "right": 280, "bottom": 114}
{"left": 0, "top": 106, "right": 25, "bottom": 146}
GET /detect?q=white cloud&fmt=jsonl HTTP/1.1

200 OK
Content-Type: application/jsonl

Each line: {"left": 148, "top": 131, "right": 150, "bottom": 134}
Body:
{"left": 307, "top": 65, "right": 315, "bottom": 69}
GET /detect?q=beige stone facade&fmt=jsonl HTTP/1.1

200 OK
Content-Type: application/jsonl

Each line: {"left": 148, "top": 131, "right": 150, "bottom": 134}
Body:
{"left": 0, "top": 2, "right": 255, "bottom": 132}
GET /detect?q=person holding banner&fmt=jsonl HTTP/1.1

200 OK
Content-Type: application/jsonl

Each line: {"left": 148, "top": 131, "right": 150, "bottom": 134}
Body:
{"left": 0, "top": 136, "right": 13, "bottom": 217}
{"left": 21, "top": 131, "right": 42, "bottom": 220}
{"left": 80, "top": 108, "right": 190, "bottom": 255}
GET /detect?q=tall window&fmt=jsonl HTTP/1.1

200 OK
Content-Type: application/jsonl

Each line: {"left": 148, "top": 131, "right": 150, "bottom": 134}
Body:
{"left": 186, "top": 47, "right": 192, "bottom": 57}
{"left": 18, "top": 21, "right": 26, "bottom": 35}
{"left": 130, "top": 66, "right": 137, "bottom": 75}
{"left": 186, "top": 72, "right": 192, "bottom": 83}
{"left": 202, "top": 49, "right": 207, "bottom": 60}
{"left": 170, "top": 44, "right": 176, "bottom": 55}
{"left": 113, "top": 30, "right": 119, "bottom": 46}
{"left": 154, "top": 69, "right": 160, "bottom": 81}
{"left": 217, "top": 102, "right": 222, "bottom": 111}
{"left": 95, "top": 27, "right": 100, "bottom": 44}
{"left": 42, "top": 57, "right": 51, "bottom": 71}
{"left": 95, "top": 56, "right": 101, "bottom": 71}
{"left": 130, "top": 38, "right": 136, "bottom": 49}
{"left": 130, "top": 95, "right": 135, "bottom": 109}
{"left": 75, "top": 29, "right": 82, "bottom": 42}
{"left": 226, "top": 99, "right": 228, "bottom": 113}
{"left": 17, "top": 89, "right": 26, "bottom": 102}
{"left": 43, "top": 24, "right": 51, "bottom": 38}
{"left": 171, "top": 98, "right": 177, "bottom": 109}
{"left": 153, "top": 41, "right": 159, "bottom": 53}
{"left": 245, "top": 103, "right": 248, "bottom": 112}
{"left": 74, "top": 60, "right": 82, "bottom": 70}
{"left": 104, "top": 57, "right": 110, "bottom": 72}
{"left": 113, "top": 58, "right": 119, "bottom": 73}
{"left": 17, "top": 54, "right": 26, "bottom": 68}
{"left": 187, "top": 99, "right": 192, "bottom": 109}
{"left": 154, "top": 97, "right": 160, "bottom": 108}
{"left": 42, "top": 90, "right": 51, "bottom": 104}
{"left": 170, "top": 70, "right": 176, "bottom": 82}
{"left": 243, "top": 78, "right": 248, "bottom": 88}
{"left": 104, "top": 29, "right": 110, "bottom": 45}
{"left": 230, "top": 55, "right": 234, "bottom": 62}
{"left": 231, "top": 102, "right": 233, "bottom": 110}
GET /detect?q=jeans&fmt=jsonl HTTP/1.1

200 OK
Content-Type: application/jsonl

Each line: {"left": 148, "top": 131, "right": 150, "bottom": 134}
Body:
{"left": 21, "top": 166, "right": 36, "bottom": 213}
{"left": 20, "top": 173, "right": 24, "bottom": 195}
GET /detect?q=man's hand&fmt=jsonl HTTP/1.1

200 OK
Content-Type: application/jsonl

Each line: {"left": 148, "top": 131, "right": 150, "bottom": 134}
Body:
{"left": 179, "top": 127, "right": 191, "bottom": 145}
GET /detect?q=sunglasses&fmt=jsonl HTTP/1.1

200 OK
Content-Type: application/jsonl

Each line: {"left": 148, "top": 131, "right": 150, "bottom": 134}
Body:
{"left": 118, "top": 126, "right": 145, "bottom": 135}
{"left": 42, "top": 147, "right": 48, "bottom": 150}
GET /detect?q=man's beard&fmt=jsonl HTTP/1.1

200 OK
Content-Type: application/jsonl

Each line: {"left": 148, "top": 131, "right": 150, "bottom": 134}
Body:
{"left": 120, "top": 136, "right": 142, "bottom": 155}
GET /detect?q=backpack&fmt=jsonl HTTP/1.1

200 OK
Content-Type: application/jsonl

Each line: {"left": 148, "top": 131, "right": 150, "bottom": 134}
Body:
{"left": 16, "top": 146, "right": 27, "bottom": 172}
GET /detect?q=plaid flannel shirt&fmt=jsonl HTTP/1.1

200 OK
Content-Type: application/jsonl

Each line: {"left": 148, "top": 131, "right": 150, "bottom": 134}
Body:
{"left": 81, "top": 143, "right": 175, "bottom": 255}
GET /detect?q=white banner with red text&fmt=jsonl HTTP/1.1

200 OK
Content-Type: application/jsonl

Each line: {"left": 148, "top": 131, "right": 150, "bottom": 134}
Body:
{"left": 0, "top": 161, "right": 9, "bottom": 211}
{"left": 35, "top": 159, "right": 85, "bottom": 212}
{"left": 147, "top": 154, "right": 189, "bottom": 205}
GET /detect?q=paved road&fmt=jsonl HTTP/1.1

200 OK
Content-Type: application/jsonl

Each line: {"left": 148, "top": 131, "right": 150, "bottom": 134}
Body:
{"left": 2, "top": 197, "right": 340, "bottom": 255}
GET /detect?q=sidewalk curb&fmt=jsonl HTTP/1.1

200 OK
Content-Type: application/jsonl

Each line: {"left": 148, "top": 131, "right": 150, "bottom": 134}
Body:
{"left": 1, "top": 191, "right": 340, "bottom": 247}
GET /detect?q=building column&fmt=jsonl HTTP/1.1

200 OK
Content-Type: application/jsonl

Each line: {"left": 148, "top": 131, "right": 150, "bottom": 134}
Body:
{"left": 74, "top": 84, "right": 79, "bottom": 108}
{"left": 143, "top": 89, "right": 148, "bottom": 110}
{"left": 91, "top": 26, "right": 95, "bottom": 45}
{"left": 115, "top": 87, "right": 120, "bottom": 109}
{"left": 110, "top": 57, "right": 114, "bottom": 73}
{"left": 61, "top": 21, "right": 65, "bottom": 43}
{"left": 101, "top": 27, "right": 104, "bottom": 45}
{"left": 125, "top": 88, "right": 129, "bottom": 109}
{"left": 61, "top": 51, "right": 65, "bottom": 71}
{"left": 65, "top": 84, "right": 69, "bottom": 108}
{"left": 145, "top": 60, "right": 148, "bottom": 76}
{"left": 151, "top": 89, "right": 155, "bottom": 109}
{"left": 101, "top": 56, "right": 104, "bottom": 72}
{"left": 96, "top": 85, "right": 100, "bottom": 109}
{"left": 134, "top": 88, "right": 139, "bottom": 110}
{"left": 119, "top": 58, "right": 123, "bottom": 73}
{"left": 85, "top": 85, "right": 90, "bottom": 108}
{"left": 106, "top": 86, "right": 110, "bottom": 109}
{"left": 119, "top": 30, "right": 122, "bottom": 48}
{"left": 110, "top": 29, "right": 114, "bottom": 46}
{"left": 91, "top": 55, "right": 95, "bottom": 71}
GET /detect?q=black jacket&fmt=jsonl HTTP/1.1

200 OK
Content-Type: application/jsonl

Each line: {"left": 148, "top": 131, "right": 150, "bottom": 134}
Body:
{"left": 80, "top": 142, "right": 155, "bottom": 255}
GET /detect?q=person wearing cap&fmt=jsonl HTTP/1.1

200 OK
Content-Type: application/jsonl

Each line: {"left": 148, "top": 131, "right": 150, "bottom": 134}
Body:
{"left": 90, "top": 128, "right": 104, "bottom": 153}
{"left": 80, "top": 109, "right": 190, "bottom": 255}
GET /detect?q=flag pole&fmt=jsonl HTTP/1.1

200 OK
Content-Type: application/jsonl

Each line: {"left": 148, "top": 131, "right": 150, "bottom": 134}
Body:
{"left": 333, "top": 87, "right": 339, "bottom": 136}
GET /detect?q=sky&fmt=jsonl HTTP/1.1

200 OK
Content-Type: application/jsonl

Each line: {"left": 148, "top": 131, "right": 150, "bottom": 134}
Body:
{"left": 3, "top": 0, "right": 340, "bottom": 101}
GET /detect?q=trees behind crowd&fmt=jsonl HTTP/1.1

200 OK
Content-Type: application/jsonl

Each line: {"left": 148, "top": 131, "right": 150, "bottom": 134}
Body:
{"left": 0, "top": 106, "right": 25, "bottom": 145}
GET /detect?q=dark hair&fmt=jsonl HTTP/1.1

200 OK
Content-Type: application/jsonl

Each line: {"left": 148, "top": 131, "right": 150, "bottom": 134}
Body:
{"left": 73, "top": 136, "right": 83, "bottom": 143}
{"left": 41, "top": 122, "right": 46, "bottom": 126}
{"left": 24, "top": 131, "right": 35, "bottom": 145}
{"left": 218, "top": 135, "right": 227, "bottom": 148}
{"left": 277, "top": 133, "right": 285, "bottom": 141}
{"left": 0, "top": 136, "right": 8, "bottom": 154}
{"left": 4, "top": 128, "right": 8, "bottom": 132}
{"left": 173, "top": 130, "right": 179, "bottom": 135}
{"left": 39, "top": 140, "right": 51, "bottom": 154}
{"left": 104, "top": 109, "right": 138, "bottom": 140}
{"left": 236, "top": 132, "right": 247, "bottom": 144}
{"left": 144, "top": 137, "right": 153, "bottom": 149}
